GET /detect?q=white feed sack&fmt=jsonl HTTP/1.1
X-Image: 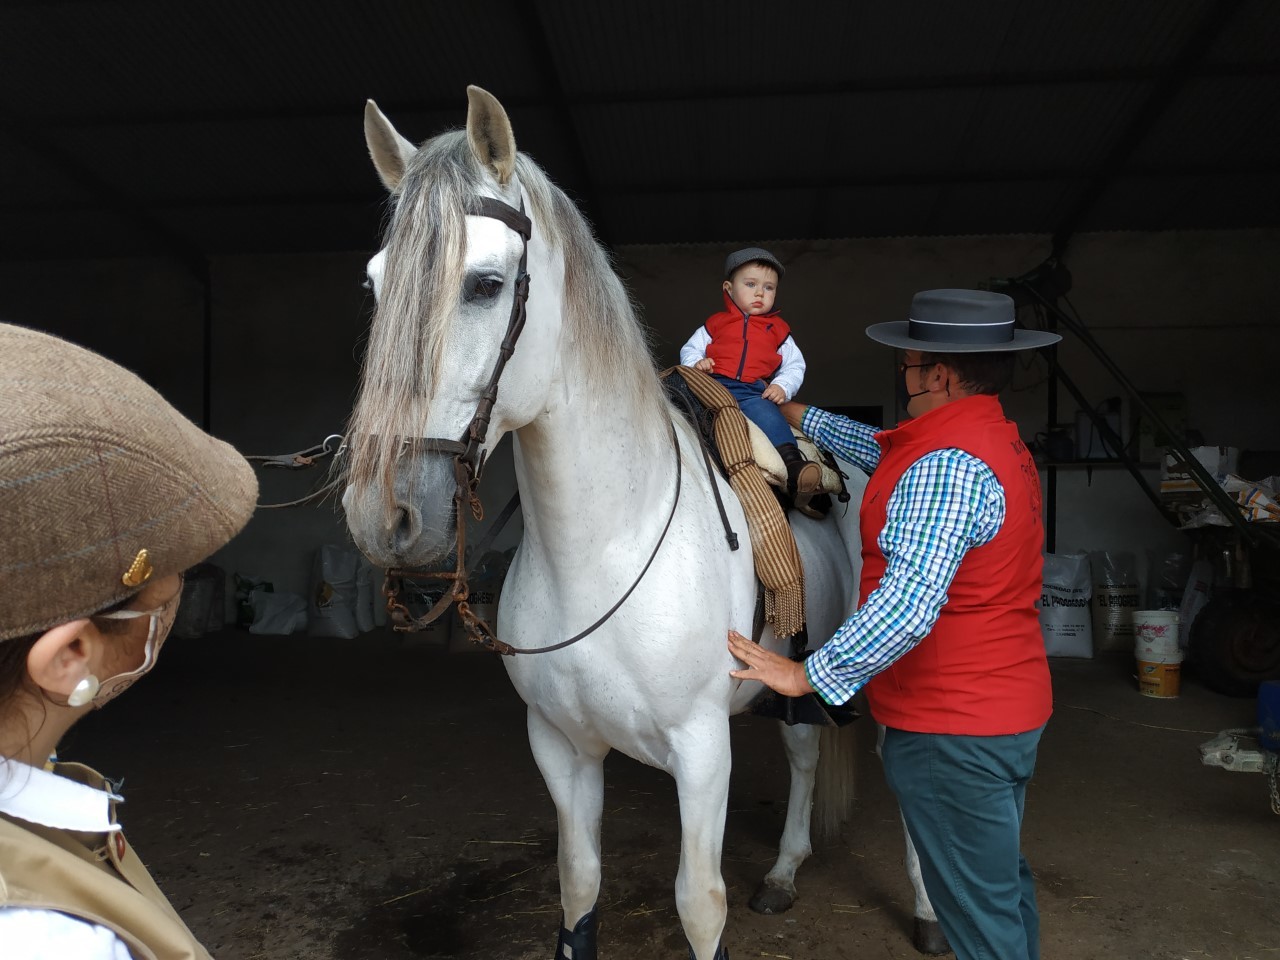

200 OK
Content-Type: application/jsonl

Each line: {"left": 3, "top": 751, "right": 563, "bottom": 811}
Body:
{"left": 1039, "top": 553, "right": 1093, "bottom": 658}
{"left": 1089, "top": 551, "right": 1141, "bottom": 653}
{"left": 308, "top": 544, "right": 363, "bottom": 639}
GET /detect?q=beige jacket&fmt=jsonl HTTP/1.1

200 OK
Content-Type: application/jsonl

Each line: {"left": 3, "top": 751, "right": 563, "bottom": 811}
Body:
{"left": 0, "top": 761, "right": 211, "bottom": 960}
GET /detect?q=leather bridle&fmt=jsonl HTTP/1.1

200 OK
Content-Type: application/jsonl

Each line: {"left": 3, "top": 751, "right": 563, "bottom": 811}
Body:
{"left": 383, "top": 194, "right": 532, "bottom": 649}
{"left": 411, "top": 195, "right": 533, "bottom": 477}
{"left": 381, "top": 191, "right": 682, "bottom": 656}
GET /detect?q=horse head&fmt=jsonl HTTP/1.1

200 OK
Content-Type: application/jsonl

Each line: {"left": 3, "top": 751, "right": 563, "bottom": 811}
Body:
{"left": 343, "top": 87, "right": 565, "bottom": 568}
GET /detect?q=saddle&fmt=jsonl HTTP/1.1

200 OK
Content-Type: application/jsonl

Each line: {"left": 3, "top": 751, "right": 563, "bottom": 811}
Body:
{"left": 662, "top": 367, "right": 851, "bottom": 520}
{"left": 661, "top": 367, "right": 858, "bottom": 728}
{"left": 749, "top": 426, "right": 848, "bottom": 519}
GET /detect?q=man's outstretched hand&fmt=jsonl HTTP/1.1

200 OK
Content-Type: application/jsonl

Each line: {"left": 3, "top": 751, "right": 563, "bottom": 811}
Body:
{"left": 728, "top": 630, "right": 814, "bottom": 697}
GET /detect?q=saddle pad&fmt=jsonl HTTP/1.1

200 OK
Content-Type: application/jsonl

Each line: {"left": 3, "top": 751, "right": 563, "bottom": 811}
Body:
{"left": 748, "top": 423, "right": 844, "bottom": 495}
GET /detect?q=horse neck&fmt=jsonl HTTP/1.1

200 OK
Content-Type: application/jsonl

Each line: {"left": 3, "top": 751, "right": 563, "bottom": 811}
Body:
{"left": 513, "top": 347, "right": 677, "bottom": 558}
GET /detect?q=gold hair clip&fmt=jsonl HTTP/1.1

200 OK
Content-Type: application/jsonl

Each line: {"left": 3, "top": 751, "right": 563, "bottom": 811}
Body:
{"left": 121, "top": 549, "right": 153, "bottom": 587}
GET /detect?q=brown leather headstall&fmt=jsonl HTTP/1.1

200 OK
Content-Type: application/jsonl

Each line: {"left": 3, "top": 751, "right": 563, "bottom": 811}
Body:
{"left": 383, "top": 195, "right": 532, "bottom": 653}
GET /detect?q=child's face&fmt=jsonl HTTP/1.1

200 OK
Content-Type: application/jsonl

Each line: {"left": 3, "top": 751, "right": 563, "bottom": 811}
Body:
{"left": 723, "top": 264, "right": 779, "bottom": 316}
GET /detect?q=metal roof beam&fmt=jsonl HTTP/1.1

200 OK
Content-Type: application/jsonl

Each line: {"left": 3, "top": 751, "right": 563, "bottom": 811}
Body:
{"left": 509, "top": 1, "right": 609, "bottom": 243}
{"left": 1050, "top": 0, "right": 1248, "bottom": 255}
{"left": 2, "top": 159, "right": 1275, "bottom": 215}
{"left": 15, "top": 62, "right": 1279, "bottom": 131}
{"left": 0, "top": 115, "right": 209, "bottom": 281}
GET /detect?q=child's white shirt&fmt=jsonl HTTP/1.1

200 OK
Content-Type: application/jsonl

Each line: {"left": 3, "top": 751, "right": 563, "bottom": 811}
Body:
{"left": 679, "top": 325, "right": 806, "bottom": 401}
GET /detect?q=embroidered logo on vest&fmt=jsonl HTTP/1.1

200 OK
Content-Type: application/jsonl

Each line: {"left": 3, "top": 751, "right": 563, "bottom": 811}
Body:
{"left": 1010, "top": 437, "right": 1043, "bottom": 515}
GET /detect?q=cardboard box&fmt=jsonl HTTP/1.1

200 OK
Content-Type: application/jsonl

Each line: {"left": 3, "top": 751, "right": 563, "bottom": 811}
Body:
{"left": 1134, "top": 393, "right": 1188, "bottom": 464}
{"left": 1075, "top": 409, "right": 1123, "bottom": 459}
{"left": 1160, "top": 446, "right": 1239, "bottom": 494}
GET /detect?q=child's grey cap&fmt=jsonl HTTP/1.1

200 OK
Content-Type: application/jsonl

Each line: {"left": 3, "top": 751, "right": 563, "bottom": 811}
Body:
{"left": 724, "top": 247, "right": 785, "bottom": 280}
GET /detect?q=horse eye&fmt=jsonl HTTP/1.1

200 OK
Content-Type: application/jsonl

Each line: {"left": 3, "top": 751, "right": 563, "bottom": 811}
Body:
{"left": 466, "top": 276, "right": 504, "bottom": 302}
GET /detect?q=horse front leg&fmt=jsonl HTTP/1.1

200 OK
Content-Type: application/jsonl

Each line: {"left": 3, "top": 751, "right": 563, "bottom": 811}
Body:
{"left": 901, "top": 811, "right": 951, "bottom": 955}
{"left": 527, "top": 708, "right": 607, "bottom": 960}
{"left": 748, "top": 722, "right": 820, "bottom": 914}
{"left": 671, "top": 720, "right": 732, "bottom": 960}
{"left": 876, "top": 723, "right": 951, "bottom": 956}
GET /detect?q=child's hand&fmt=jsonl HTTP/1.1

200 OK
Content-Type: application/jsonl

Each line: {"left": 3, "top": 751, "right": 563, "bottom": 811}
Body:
{"left": 694, "top": 358, "right": 715, "bottom": 372}
{"left": 762, "top": 384, "right": 786, "bottom": 404}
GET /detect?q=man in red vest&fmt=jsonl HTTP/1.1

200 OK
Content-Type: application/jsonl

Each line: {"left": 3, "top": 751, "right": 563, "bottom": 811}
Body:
{"left": 728, "top": 289, "right": 1061, "bottom": 960}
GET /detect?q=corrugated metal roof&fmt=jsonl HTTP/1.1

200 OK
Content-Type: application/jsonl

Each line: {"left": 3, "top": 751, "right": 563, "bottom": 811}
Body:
{"left": 0, "top": 0, "right": 1276, "bottom": 260}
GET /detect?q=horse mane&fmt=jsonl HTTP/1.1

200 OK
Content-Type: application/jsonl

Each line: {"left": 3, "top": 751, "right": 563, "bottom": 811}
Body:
{"left": 345, "top": 131, "right": 672, "bottom": 498}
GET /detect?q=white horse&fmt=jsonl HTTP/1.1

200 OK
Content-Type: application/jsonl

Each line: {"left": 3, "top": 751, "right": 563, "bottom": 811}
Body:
{"left": 342, "top": 86, "right": 943, "bottom": 959}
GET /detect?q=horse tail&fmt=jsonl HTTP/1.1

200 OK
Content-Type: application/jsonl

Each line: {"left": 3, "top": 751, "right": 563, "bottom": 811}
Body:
{"left": 812, "top": 723, "right": 857, "bottom": 841}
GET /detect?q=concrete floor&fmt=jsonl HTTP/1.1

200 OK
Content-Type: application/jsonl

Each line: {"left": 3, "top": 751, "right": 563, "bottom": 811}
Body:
{"left": 64, "top": 630, "right": 1280, "bottom": 959}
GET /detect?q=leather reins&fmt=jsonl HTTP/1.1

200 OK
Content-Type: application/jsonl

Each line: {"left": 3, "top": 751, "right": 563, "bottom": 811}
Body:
{"left": 247, "top": 434, "right": 345, "bottom": 509}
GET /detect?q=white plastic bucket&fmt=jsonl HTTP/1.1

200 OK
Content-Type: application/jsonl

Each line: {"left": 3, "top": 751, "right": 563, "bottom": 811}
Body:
{"left": 1133, "top": 610, "right": 1181, "bottom": 698}
{"left": 1133, "top": 610, "right": 1181, "bottom": 662}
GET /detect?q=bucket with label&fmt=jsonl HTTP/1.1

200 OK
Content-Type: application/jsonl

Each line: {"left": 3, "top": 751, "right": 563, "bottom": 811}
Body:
{"left": 1133, "top": 610, "right": 1181, "bottom": 698}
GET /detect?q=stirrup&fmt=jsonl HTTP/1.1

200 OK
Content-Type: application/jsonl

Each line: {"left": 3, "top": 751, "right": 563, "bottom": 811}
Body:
{"left": 790, "top": 490, "right": 825, "bottom": 520}
{"left": 554, "top": 906, "right": 598, "bottom": 960}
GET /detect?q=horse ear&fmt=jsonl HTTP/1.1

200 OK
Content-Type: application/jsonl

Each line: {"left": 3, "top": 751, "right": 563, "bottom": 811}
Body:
{"left": 465, "top": 85, "right": 517, "bottom": 185}
{"left": 364, "top": 99, "right": 417, "bottom": 193}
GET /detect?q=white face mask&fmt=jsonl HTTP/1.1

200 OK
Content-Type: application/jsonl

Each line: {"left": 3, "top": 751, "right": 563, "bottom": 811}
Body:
{"left": 91, "top": 582, "right": 182, "bottom": 707}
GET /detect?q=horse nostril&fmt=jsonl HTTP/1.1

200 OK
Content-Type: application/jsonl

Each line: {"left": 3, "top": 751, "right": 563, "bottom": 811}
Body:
{"left": 389, "top": 505, "right": 421, "bottom": 551}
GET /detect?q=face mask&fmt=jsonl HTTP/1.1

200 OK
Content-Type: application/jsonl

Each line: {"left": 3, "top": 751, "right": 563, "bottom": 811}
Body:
{"left": 896, "top": 362, "right": 932, "bottom": 414}
{"left": 91, "top": 582, "right": 182, "bottom": 707}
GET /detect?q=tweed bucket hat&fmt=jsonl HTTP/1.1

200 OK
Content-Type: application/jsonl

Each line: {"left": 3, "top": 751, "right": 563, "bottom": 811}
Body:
{"left": 866, "top": 289, "right": 1061, "bottom": 353}
{"left": 723, "top": 247, "right": 785, "bottom": 280}
{"left": 0, "top": 324, "right": 258, "bottom": 641}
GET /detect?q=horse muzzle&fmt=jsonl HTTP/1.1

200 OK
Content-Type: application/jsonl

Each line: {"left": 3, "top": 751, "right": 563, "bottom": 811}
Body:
{"left": 342, "top": 454, "right": 459, "bottom": 568}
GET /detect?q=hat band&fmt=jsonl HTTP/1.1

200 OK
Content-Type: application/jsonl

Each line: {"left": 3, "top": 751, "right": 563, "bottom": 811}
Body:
{"left": 908, "top": 317, "right": 1015, "bottom": 344}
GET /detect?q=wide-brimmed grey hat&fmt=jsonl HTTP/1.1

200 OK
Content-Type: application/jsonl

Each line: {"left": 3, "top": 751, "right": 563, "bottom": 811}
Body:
{"left": 866, "top": 289, "right": 1061, "bottom": 353}
{"left": 724, "top": 247, "right": 785, "bottom": 280}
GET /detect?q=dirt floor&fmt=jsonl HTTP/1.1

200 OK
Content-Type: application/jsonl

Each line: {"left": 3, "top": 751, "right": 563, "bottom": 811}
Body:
{"left": 63, "top": 628, "right": 1278, "bottom": 960}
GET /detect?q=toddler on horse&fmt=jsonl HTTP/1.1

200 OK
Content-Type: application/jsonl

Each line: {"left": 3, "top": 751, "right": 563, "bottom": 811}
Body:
{"left": 680, "top": 247, "right": 822, "bottom": 501}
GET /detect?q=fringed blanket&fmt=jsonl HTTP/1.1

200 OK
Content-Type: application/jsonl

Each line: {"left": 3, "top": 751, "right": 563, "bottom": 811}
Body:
{"left": 661, "top": 366, "right": 806, "bottom": 638}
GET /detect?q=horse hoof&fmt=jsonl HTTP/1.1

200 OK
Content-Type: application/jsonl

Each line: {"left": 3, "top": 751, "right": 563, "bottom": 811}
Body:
{"left": 912, "top": 917, "right": 952, "bottom": 955}
{"left": 747, "top": 882, "right": 796, "bottom": 915}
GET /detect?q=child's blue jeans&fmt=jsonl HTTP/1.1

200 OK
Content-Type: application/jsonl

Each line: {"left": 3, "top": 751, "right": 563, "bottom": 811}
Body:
{"left": 712, "top": 375, "right": 794, "bottom": 447}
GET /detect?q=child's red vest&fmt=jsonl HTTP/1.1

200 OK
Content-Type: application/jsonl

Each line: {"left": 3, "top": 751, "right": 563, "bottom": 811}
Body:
{"left": 860, "top": 394, "right": 1052, "bottom": 735}
{"left": 704, "top": 291, "right": 791, "bottom": 383}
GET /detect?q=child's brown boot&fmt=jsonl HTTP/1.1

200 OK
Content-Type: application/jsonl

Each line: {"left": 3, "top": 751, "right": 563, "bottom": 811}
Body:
{"left": 777, "top": 443, "right": 821, "bottom": 497}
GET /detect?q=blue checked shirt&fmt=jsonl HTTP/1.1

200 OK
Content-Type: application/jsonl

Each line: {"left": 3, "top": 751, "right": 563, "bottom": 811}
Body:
{"left": 800, "top": 407, "right": 1008, "bottom": 705}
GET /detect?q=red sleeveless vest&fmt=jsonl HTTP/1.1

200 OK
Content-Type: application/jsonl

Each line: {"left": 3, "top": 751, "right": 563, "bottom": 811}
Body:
{"left": 860, "top": 394, "right": 1052, "bottom": 735}
{"left": 703, "top": 291, "right": 791, "bottom": 383}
